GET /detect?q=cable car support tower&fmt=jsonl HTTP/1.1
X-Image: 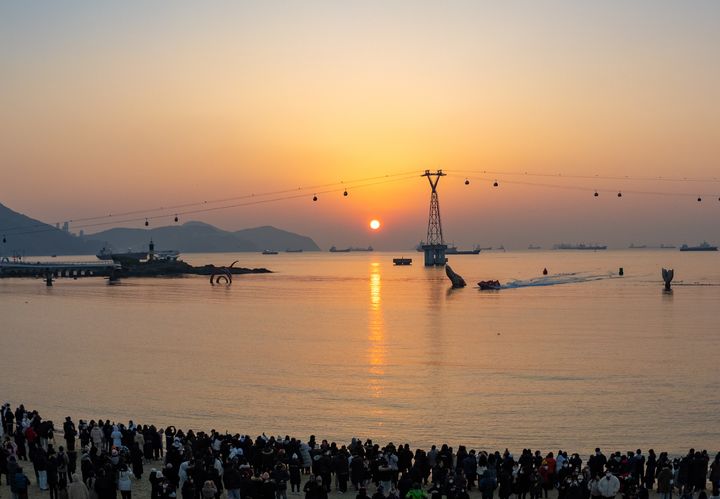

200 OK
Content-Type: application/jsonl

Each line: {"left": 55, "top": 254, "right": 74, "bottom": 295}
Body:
{"left": 421, "top": 169, "right": 448, "bottom": 266}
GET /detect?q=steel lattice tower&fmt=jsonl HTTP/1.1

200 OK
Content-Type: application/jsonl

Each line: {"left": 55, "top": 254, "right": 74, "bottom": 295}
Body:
{"left": 421, "top": 169, "right": 448, "bottom": 266}
{"left": 423, "top": 170, "right": 445, "bottom": 244}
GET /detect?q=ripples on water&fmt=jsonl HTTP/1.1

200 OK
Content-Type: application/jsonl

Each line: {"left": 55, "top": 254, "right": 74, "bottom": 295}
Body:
{"left": 1, "top": 250, "right": 718, "bottom": 454}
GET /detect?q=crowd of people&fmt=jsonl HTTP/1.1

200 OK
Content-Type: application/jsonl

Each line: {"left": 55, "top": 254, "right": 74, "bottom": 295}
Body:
{"left": 1, "top": 403, "right": 719, "bottom": 499}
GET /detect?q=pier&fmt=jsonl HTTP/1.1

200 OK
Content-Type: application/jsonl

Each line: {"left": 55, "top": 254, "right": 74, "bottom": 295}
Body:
{"left": 0, "top": 260, "right": 120, "bottom": 285}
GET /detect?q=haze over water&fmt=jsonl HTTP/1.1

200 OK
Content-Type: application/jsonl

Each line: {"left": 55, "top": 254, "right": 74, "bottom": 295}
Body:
{"left": 2, "top": 250, "right": 718, "bottom": 454}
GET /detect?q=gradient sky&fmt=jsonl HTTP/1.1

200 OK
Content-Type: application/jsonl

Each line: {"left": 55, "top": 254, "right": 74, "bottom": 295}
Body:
{"left": 1, "top": 1, "right": 719, "bottom": 249}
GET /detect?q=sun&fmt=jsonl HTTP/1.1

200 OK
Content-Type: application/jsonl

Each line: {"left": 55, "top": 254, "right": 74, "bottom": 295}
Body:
{"left": 369, "top": 219, "right": 381, "bottom": 230}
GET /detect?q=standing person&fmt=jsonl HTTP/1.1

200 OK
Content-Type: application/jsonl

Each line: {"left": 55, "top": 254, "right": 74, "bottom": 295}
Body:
{"left": 14, "top": 426, "right": 27, "bottom": 461}
{"left": 64, "top": 418, "right": 77, "bottom": 453}
{"left": 90, "top": 425, "right": 103, "bottom": 452}
{"left": 118, "top": 464, "right": 133, "bottom": 499}
{"left": 152, "top": 427, "right": 163, "bottom": 461}
{"left": 597, "top": 472, "right": 620, "bottom": 499}
{"left": 11, "top": 465, "right": 31, "bottom": 499}
{"left": 4, "top": 405, "right": 16, "bottom": 436}
{"left": 542, "top": 453, "right": 557, "bottom": 494}
{"left": 110, "top": 426, "right": 122, "bottom": 449}
{"left": 334, "top": 450, "right": 350, "bottom": 493}
{"left": 479, "top": 467, "right": 497, "bottom": 499}
{"left": 57, "top": 446, "right": 70, "bottom": 483}
{"left": 68, "top": 473, "right": 89, "bottom": 499}
{"left": 710, "top": 454, "right": 720, "bottom": 492}
{"left": 131, "top": 443, "right": 143, "bottom": 479}
{"left": 47, "top": 449, "right": 60, "bottom": 499}
{"left": 645, "top": 451, "right": 657, "bottom": 491}
{"left": 633, "top": 451, "right": 646, "bottom": 486}
{"left": 78, "top": 421, "right": 90, "bottom": 451}
{"left": 34, "top": 446, "right": 49, "bottom": 491}
{"left": 657, "top": 466, "right": 673, "bottom": 499}
{"left": 202, "top": 479, "right": 218, "bottom": 499}
{"left": 290, "top": 454, "right": 303, "bottom": 493}
{"left": 272, "top": 463, "right": 291, "bottom": 499}
{"left": 589, "top": 451, "right": 608, "bottom": 479}
{"left": 164, "top": 426, "right": 176, "bottom": 454}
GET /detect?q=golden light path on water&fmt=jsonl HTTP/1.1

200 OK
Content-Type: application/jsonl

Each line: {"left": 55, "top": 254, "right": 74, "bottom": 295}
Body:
{"left": 368, "top": 262, "right": 386, "bottom": 404}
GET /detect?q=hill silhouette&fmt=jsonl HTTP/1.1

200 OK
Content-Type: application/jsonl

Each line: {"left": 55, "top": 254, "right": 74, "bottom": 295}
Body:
{"left": 0, "top": 202, "right": 97, "bottom": 256}
{"left": 90, "top": 222, "right": 320, "bottom": 253}
{"left": 0, "top": 202, "right": 320, "bottom": 256}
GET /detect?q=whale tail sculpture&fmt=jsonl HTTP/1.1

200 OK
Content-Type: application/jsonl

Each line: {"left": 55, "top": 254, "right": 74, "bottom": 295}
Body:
{"left": 661, "top": 268, "right": 674, "bottom": 291}
{"left": 445, "top": 264, "right": 466, "bottom": 288}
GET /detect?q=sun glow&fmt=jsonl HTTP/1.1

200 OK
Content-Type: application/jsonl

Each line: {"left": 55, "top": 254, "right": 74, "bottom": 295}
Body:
{"left": 369, "top": 219, "right": 381, "bottom": 230}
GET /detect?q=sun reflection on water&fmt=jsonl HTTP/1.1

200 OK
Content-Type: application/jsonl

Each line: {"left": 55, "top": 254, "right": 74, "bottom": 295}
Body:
{"left": 368, "top": 262, "right": 386, "bottom": 399}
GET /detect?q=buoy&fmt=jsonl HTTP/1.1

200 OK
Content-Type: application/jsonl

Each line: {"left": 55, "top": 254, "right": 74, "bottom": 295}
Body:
{"left": 617, "top": 192, "right": 622, "bottom": 198}
{"left": 343, "top": 189, "right": 348, "bottom": 197}
{"left": 493, "top": 180, "right": 499, "bottom": 187}
{"left": 145, "top": 218, "right": 149, "bottom": 226}
{"left": 594, "top": 191, "right": 599, "bottom": 197}
{"left": 174, "top": 215, "right": 179, "bottom": 222}
{"left": 542, "top": 268, "right": 548, "bottom": 275}
{"left": 464, "top": 178, "right": 470, "bottom": 185}
{"left": 619, "top": 267, "right": 624, "bottom": 276}
{"left": 697, "top": 197, "right": 702, "bottom": 202}
{"left": 312, "top": 194, "right": 318, "bottom": 201}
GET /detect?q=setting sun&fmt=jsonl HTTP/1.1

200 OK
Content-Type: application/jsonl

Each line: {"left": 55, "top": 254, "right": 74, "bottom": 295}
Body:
{"left": 369, "top": 219, "right": 381, "bottom": 230}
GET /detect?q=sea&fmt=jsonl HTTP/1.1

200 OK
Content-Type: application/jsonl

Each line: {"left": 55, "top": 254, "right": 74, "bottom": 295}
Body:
{"left": 1, "top": 249, "right": 718, "bottom": 455}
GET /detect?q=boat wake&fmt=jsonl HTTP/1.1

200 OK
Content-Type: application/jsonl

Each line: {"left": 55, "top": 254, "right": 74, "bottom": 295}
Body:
{"left": 501, "top": 272, "right": 612, "bottom": 289}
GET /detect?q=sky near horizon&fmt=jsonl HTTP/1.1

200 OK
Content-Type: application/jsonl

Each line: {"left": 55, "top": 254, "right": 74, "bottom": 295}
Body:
{"left": 1, "top": 1, "right": 719, "bottom": 249}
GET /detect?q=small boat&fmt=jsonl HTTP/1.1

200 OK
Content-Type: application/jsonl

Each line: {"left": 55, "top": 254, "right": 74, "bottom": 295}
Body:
{"left": 261, "top": 250, "right": 279, "bottom": 255}
{"left": 478, "top": 280, "right": 502, "bottom": 290}
{"left": 679, "top": 242, "right": 718, "bottom": 252}
{"left": 393, "top": 257, "right": 412, "bottom": 265}
{"left": 285, "top": 249, "right": 303, "bottom": 253}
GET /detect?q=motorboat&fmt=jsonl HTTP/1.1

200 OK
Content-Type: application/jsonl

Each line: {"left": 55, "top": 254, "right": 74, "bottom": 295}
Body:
{"left": 478, "top": 280, "right": 502, "bottom": 290}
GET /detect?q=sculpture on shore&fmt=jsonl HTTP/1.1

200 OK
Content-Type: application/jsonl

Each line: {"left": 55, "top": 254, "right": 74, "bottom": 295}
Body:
{"left": 210, "top": 260, "right": 239, "bottom": 285}
{"left": 445, "top": 264, "right": 466, "bottom": 288}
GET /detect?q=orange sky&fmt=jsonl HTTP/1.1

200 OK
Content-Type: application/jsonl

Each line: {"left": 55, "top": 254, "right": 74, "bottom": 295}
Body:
{"left": 1, "top": 2, "right": 719, "bottom": 248}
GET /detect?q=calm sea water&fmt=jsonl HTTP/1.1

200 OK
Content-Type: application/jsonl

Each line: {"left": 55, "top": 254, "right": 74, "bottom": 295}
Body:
{"left": 1, "top": 250, "right": 718, "bottom": 454}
